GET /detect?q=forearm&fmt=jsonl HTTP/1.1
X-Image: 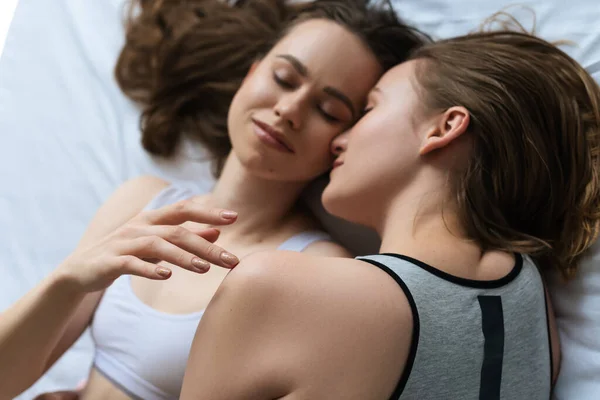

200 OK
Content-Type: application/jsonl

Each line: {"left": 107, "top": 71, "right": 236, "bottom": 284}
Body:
{"left": 0, "top": 270, "right": 86, "bottom": 399}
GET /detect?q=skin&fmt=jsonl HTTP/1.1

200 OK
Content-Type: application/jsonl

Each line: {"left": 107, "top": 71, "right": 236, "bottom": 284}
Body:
{"left": 180, "top": 61, "right": 561, "bottom": 399}
{"left": 0, "top": 19, "right": 382, "bottom": 400}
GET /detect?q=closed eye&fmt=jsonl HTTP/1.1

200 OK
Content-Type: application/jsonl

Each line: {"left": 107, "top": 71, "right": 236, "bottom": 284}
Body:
{"left": 319, "top": 108, "right": 340, "bottom": 123}
{"left": 273, "top": 73, "right": 294, "bottom": 89}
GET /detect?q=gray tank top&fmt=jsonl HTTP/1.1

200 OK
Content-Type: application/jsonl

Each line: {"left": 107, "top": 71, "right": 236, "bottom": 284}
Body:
{"left": 357, "top": 253, "right": 552, "bottom": 400}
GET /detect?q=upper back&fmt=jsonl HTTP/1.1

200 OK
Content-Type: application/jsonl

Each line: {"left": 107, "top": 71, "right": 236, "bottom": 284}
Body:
{"left": 358, "top": 253, "right": 552, "bottom": 400}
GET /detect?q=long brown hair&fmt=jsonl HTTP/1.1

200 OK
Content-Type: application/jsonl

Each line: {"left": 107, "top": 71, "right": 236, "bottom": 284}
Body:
{"left": 116, "top": 0, "right": 427, "bottom": 176}
{"left": 410, "top": 31, "right": 600, "bottom": 278}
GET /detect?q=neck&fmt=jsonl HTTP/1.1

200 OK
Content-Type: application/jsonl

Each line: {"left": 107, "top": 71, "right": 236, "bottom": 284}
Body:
{"left": 205, "top": 153, "right": 309, "bottom": 240}
{"left": 377, "top": 187, "right": 468, "bottom": 256}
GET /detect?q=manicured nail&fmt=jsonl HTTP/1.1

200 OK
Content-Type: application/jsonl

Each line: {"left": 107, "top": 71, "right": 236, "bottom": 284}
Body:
{"left": 191, "top": 257, "right": 210, "bottom": 271}
{"left": 220, "top": 252, "right": 239, "bottom": 267}
{"left": 156, "top": 267, "right": 171, "bottom": 278}
{"left": 220, "top": 210, "right": 238, "bottom": 220}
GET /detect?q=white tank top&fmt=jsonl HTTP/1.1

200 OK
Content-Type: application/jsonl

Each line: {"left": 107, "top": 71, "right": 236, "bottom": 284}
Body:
{"left": 90, "top": 182, "right": 332, "bottom": 400}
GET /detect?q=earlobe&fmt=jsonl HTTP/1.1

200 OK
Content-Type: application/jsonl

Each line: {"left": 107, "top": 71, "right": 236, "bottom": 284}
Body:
{"left": 419, "top": 106, "right": 470, "bottom": 156}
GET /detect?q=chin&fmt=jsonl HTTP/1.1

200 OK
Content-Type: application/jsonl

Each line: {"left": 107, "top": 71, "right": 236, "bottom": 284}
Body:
{"left": 322, "top": 184, "right": 347, "bottom": 219}
{"left": 323, "top": 184, "right": 375, "bottom": 228}
{"left": 240, "top": 156, "right": 311, "bottom": 182}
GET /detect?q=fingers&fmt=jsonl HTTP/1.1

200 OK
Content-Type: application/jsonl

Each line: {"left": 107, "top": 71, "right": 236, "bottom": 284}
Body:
{"left": 150, "top": 225, "right": 238, "bottom": 268}
{"left": 141, "top": 199, "right": 238, "bottom": 227}
{"left": 126, "top": 228, "right": 220, "bottom": 265}
{"left": 119, "top": 225, "right": 239, "bottom": 271}
{"left": 194, "top": 227, "right": 220, "bottom": 243}
{"left": 113, "top": 255, "right": 174, "bottom": 279}
{"left": 123, "top": 237, "right": 212, "bottom": 274}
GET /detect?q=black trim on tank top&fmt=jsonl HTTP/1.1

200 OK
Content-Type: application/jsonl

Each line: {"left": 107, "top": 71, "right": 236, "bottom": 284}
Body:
{"left": 358, "top": 258, "right": 420, "bottom": 400}
{"left": 477, "top": 295, "right": 505, "bottom": 400}
{"left": 380, "top": 253, "right": 524, "bottom": 289}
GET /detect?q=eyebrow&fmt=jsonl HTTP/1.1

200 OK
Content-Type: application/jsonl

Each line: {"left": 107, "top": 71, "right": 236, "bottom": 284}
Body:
{"left": 276, "top": 54, "right": 356, "bottom": 118}
{"left": 277, "top": 54, "right": 308, "bottom": 77}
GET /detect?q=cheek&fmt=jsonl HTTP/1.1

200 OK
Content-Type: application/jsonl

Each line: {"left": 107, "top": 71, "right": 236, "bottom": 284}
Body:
{"left": 228, "top": 78, "right": 275, "bottom": 134}
{"left": 227, "top": 89, "right": 247, "bottom": 138}
{"left": 237, "top": 74, "right": 276, "bottom": 108}
{"left": 303, "top": 124, "right": 340, "bottom": 161}
{"left": 295, "top": 138, "right": 334, "bottom": 179}
{"left": 349, "top": 110, "right": 414, "bottom": 161}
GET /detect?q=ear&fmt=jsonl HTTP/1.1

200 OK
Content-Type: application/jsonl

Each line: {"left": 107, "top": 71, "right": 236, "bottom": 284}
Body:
{"left": 419, "top": 106, "right": 470, "bottom": 156}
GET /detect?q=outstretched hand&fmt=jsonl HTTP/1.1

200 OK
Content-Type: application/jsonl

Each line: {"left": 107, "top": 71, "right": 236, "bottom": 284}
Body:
{"left": 56, "top": 198, "right": 240, "bottom": 293}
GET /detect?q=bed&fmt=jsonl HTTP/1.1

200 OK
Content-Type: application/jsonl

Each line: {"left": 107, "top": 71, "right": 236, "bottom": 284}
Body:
{"left": 0, "top": 0, "right": 598, "bottom": 398}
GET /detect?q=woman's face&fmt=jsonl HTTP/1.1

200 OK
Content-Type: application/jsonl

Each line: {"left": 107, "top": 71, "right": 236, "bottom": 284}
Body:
{"left": 323, "top": 60, "right": 432, "bottom": 226}
{"left": 227, "top": 19, "right": 382, "bottom": 182}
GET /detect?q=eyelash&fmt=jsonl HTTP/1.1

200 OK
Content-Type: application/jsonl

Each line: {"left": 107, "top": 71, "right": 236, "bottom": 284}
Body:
{"left": 360, "top": 107, "right": 373, "bottom": 118}
{"left": 273, "top": 74, "right": 294, "bottom": 89}
{"left": 319, "top": 109, "right": 339, "bottom": 123}
{"left": 274, "top": 73, "right": 340, "bottom": 124}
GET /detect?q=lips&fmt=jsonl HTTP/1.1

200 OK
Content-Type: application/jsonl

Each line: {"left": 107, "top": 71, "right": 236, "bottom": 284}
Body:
{"left": 332, "top": 159, "right": 344, "bottom": 169}
{"left": 251, "top": 118, "right": 295, "bottom": 153}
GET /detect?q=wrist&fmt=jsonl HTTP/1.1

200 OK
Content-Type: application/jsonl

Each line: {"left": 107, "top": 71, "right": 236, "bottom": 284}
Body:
{"left": 48, "top": 264, "right": 88, "bottom": 298}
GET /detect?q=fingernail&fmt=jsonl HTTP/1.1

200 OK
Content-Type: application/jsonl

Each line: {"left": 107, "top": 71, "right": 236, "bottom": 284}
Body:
{"left": 191, "top": 257, "right": 210, "bottom": 271}
{"left": 220, "top": 252, "right": 239, "bottom": 267}
{"left": 220, "top": 210, "right": 238, "bottom": 220}
{"left": 156, "top": 267, "right": 171, "bottom": 278}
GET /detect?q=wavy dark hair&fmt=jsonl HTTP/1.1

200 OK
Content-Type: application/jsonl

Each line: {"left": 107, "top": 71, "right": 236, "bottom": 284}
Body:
{"left": 115, "top": 0, "right": 428, "bottom": 176}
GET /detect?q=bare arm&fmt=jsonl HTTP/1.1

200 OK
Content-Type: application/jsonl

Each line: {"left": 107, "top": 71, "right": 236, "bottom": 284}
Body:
{"left": 0, "top": 176, "right": 169, "bottom": 398}
{"left": 180, "top": 252, "right": 411, "bottom": 400}
{"left": 0, "top": 175, "right": 242, "bottom": 398}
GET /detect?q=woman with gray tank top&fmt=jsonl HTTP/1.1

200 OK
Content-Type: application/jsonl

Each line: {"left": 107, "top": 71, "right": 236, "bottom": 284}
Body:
{"left": 0, "top": 1, "right": 428, "bottom": 399}
{"left": 180, "top": 29, "right": 600, "bottom": 399}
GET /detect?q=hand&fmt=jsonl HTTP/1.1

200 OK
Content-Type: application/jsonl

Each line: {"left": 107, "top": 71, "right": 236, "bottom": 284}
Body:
{"left": 55, "top": 199, "right": 240, "bottom": 292}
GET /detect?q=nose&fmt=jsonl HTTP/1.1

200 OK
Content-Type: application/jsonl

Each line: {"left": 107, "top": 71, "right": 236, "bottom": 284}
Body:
{"left": 274, "top": 92, "right": 305, "bottom": 131}
{"left": 331, "top": 131, "right": 349, "bottom": 157}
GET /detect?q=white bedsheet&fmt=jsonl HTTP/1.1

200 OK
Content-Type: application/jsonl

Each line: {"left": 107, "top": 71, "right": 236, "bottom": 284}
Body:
{"left": 0, "top": 0, "right": 599, "bottom": 399}
{"left": 0, "top": 1, "right": 213, "bottom": 398}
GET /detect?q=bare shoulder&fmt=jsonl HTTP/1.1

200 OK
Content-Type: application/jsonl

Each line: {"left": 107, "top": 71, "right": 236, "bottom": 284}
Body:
{"left": 226, "top": 250, "right": 410, "bottom": 325}
{"left": 102, "top": 175, "right": 168, "bottom": 214}
{"left": 218, "top": 251, "right": 414, "bottom": 399}
{"left": 112, "top": 175, "right": 170, "bottom": 202}
{"left": 230, "top": 250, "right": 395, "bottom": 296}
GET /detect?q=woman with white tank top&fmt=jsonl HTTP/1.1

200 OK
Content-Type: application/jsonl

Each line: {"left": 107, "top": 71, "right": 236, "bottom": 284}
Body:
{"left": 0, "top": 1, "right": 426, "bottom": 399}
